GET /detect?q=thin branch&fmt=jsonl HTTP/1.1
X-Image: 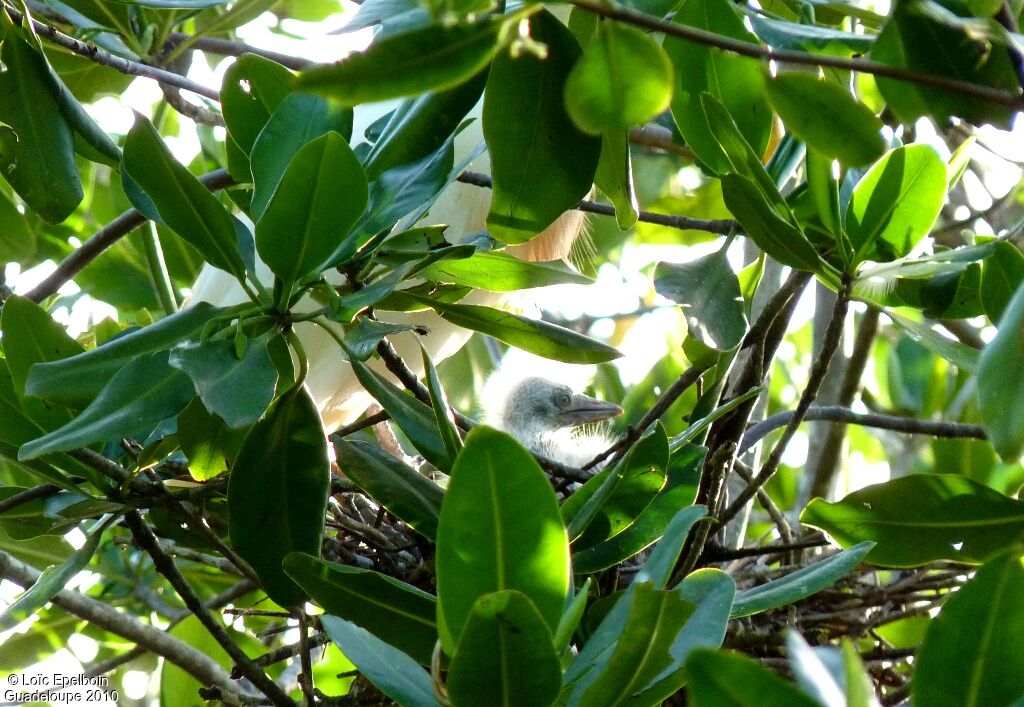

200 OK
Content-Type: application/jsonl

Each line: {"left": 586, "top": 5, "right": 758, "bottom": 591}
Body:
{"left": 571, "top": 0, "right": 1024, "bottom": 110}
{"left": 0, "top": 482, "right": 61, "bottom": 514}
{"left": 740, "top": 404, "right": 987, "bottom": 455}
{"left": 719, "top": 279, "right": 852, "bottom": 526}
{"left": 167, "top": 32, "right": 314, "bottom": 71}
{"left": 160, "top": 82, "right": 225, "bottom": 127}
{"left": 332, "top": 410, "right": 392, "bottom": 438}
{"left": 704, "top": 535, "right": 829, "bottom": 561}
{"left": 26, "top": 169, "right": 236, "bottom": 303}
{"left": 455, "top": 171, "right": 734, "bottom": 234}
{"left": 3, "top": 5, "right": 219, "bottom": 100}
{"left": 125, "top": 511, "right": 296, "bottom": 707}
{"left": 733, "top": 458, "right": 792, "bottom": 547}
{"left": 628, "top": 124, "right": 695, "bottom": 159}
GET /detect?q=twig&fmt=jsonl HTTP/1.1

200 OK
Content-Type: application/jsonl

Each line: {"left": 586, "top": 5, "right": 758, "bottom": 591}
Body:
{"left": 26, "top": 169, "right": 236, "bottom": 303}
{"left": 456, "top": 171, "right": 734, "bottom": 235}
{"left": 160, "top": 82, "right": 225, "bottom": 127}
{"left": 704, "top": 536, "right": 829, "bottom": 561}
{"left": 571, "top": 0, "right": 1024, "bottom": 110}
{"left": 733, "top": 458, "right": 792, "bottom": 547}
{"left": 628, "top": 124, "right": 695, "bottom": 159}
{"left": 0, "top": 482, "right": 61, "bottom": 514}
{"left": 332, "top": 410, "right": 391, "bottom": 438}
{"left": 298, "top": 613, "right": 316, "bottom": 707}
{"left": 167, "top": 32, "right": 314, "bottom": 71}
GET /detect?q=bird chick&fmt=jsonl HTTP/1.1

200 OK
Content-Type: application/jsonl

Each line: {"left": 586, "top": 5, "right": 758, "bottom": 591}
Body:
{"left": 487, "top": 377, "right": 622, "bottom": 469}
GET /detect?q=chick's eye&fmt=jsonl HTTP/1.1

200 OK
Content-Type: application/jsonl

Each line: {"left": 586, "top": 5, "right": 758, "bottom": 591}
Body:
{"left": 555, "top": 393, "right": 572, "bottom": 408}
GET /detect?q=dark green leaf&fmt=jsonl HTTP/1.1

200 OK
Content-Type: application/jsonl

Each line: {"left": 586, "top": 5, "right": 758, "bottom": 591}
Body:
{"left": 978, "top": 281, "right": 1024, "bottom": 460}
{"left": 296, "top": 16, "right": 511, "bottom": 104}
{"left": 0, "top": 29, "right": 82, "bottom": 223}
{"left": 981, "top": 241, "right": 1024, "bottom": 323}
{"left": 731, "top": 542, "right": 874, "bottom": 617}
{"left": 880, "top": 309, "right": 979, "bottom": 373}
{"left": 19, "top": 351, "right": 195, "bottom": 460}
{"left": 420, "top": 344, "right": 462, "bottom": 461}
{"left": 333, "top": 439, "right": 443, "bottom": 540}
{"left": 845, "top": 144, "right": 947, "bottom": 263}
{"left": 221, "top": 54, "right": 294, "bottom": 156}
{"left": 564, "top": 22, "right": 674, "bottom": 135}
{"left": 686, "top": 649, "right": 822, "bottom": 707}
{"left": 250, "top": 93, "right": 354, "bottom": 220}
{"left": 420, "top": 251, "right": 592, "bottom": 291}
{"left": 765, "top": 73, "right": 884, "bottom": 167}
{"left": 912, "top": 549, "right": 1024, "bottom": 707}
{"left": 168, "top": 336, "right": 276, "bottom": 429}
{"left": 554, "top": 577, "right": 592, "bottom": 651}
{"left": 436, "top": 427, "right": 570, "bottom": 652}
{"left": 284, "top": 552, "right": 437, "bottom": 665}
{"left": 801, "top": 475, "right": 1024, "bottom": 567}
{"left": 343, "top": 320, "right": 415, "bottom": 361}
{"left": 655, "top": 252, "right": 747, "bottom": 351}
{"left": 26, "top": 302, "right": 223, "bottom": 408}
{"left": 400, "top": 294, "right": 621, "bottom": 364}
{"left": 123, "top": 116, "right": 247, "bottom": 281}
{"left": 749, "top": 15, "right": 874, "bottom": 54}
{"left": 321, "top": 615, "right": 440, "bottom": 707}
{"left": 228, "top": 386, "right": 329, "bottom": 607}
{"left": 256, "top": 132, "right": 367, "bottom": 298}
{"left": 484, "top": 9, "right": 601, "bottom": 244}
{"left": 664, "top": 0, "right": 771, "bottom": 173}
{"left": 177, "top": 397, "right": 245, "bottom": 481}
{"left": 447, "top": 591, "right": 562, "bottom": 707}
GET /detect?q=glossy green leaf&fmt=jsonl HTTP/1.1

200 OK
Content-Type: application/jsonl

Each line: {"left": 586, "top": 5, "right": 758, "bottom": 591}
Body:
{"left": 731, "top": 542, "right": 874, "bottom": 617}
{"left": 912, "top": 549, "right": 1024, "bottom": 707}
{"left": 686, "top": 649, "right": 822, "bottom": 707}
{"left": 840, "top": 640, "right": 879, "bottom": 707}
{"left": 419, "top": 252, "right": 592, "bottom": 291}
{"left": 880, "top": 309, "right": 978, "bottom": 373}
{"left": 296, "top": 16, "right": 511, "bottom": 104}
{"left": 168, "top": 336, "right": 277, "bottom": 429}
{"left": 447, "top": 590, "right": 561, "bottom": 707}
{"left": 594, "top": 130, "right": 639, "bottom": 230}
{"left": 484, "top": 9, "right": 601, "bottom": 244}
{"left": 176, "top": 398, "right": 245, "bottom": 481}
{"left": 256, "top": 132, "right": 367, "bottom": 298}
{"left": 0, "top": 189, "right": 35, "bottom": 262}
{"left": 436, "top": 427, "right": 570, "bottom": 652}
{"left": 0, "top": 516, "right": 115, "bottom": 631}
{"left": 564, "top": 22, "right": 673, "bottom": 135}
{"left": 664, "top": 0, "right": 771, "bottom": 173}
{"left": 801, "top": 475, "right": 1024, "bottom": 567}
{"left": 845, "top": 144, "right": 947, "bottom": 263}
{"left": 227, "top": 386, "right": 329, "bottom": 607}
{"left": 978, "top": 281, "right": 1024, "bottom": 460}
{"left": 346, "top": 354, "right": 452, "bottom": 471}
{"left": 721, "top": 174, "right": 823, "bottom": 273}
{"left": 221, "top": 54, "right": 293, "bottom": 156}
{"left": 420, "top": 344, "right": 462, "bottom": 462}
{"left": 342, "top": 320, "right": 415, "bottom": 361}
{"left": 981, "top": 241, "right": 1024, "bottom": 324}
{"left": 19, "top": 351, "right": 195, "bottom": 460}
{"left": 655, "top": 252, "right": 747, "bottom": 351}
{"left": 554, "top": 577, "right": 592, "bottom": 652}
{"left": 402, "top": 295, "right": 621, "bottom": 364}
{"left": 748, "top": 15, "right": 874, "bottom": 55}
{"left": 122, "top": 116, "right": 246, "bottom": 282}
{"left": 0, "top": 29, "right": 82, "bottom": 223}
{"left": 333, "top": 439, "right": 443, "bottom": 540}
{"left": 250, "top": 93, "right": 354, "bottom": 220}
{"left": 321, "top": 615, "right": 440, "bottom": 707}
{"left": 26, "top": 302, "right": 223, "bottom": 408}
{"left": 766, "top": 73, "right": 884, "bottom": 167}
{"left": 284, "top": 552, "right": 437, "bottom": 665}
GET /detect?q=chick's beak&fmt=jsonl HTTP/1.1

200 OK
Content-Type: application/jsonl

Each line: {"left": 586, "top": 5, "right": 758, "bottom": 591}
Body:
{"left": 560, "top": 393, "right": 623, "bottom": 428}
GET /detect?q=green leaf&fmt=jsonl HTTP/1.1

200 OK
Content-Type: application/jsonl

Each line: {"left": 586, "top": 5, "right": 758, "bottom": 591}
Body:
{"left": 284, "top": 552, "right": 437, "bottom": 665}
{"left": 801, "top": 475, "right": 1024, "bottom": 567}
{"left": 400, "top": 294, "right": 621, "bottom": 364}
{"left": 912, "top": 549, "right": 1024, "bottom": 707}
{"left": 664, "top": 0, "right": 771, "bottom": 173}
{"left": 484, "top": 9, "right": 601, "bottom": 244}
{"left": 332, "top": 439, "right": 443, "bottom": 540}
{"left": 879, "top": 309, "right": 979, "bottom": 373}
{"left": 26, "top": 302, "right": 223, "bottom": 408}
{"left": 0, "top": 189, "right": 35, "bottom": 262}
{"left": 554, "top": 577, "right": 592, "bottom": 652}
{"left": 228, "top": 386, "right": 329, "bottom": 607}
{"left": 655, "top": 252, "right": 747, "bottom": 351}
{"left": 419, "top": 252, "right": 592, "bottom": 291}
{"left": 784, "top": 631, "right": 853, "bottom": 707}
{"left": 176, "top": 398, "right": 245, "bottom": 481}
{"left": 106, "top": 0, "right": 229, "bottom": 7}
{"left": 686, "top": 649, "right": 822, "bottom": 707}
{"left": 221, "top": 54, "right": 294, "bottom": 156}
{"left": 343, "top": 319, "right": 415, "bottom": 361}
{"left": 594, "top": 130, "right": 639, "bottom": 230}
{"left": 321, "top": 615, "right": 440, "bottom": 707}
{"left": 436, "top": 427, "right": 570, "bottom": 653}
{"left": 168, "top": 336, "right": 277, "bottom": 429}
{"left": 721, "top": 174, "right": 823, "bottom": 273}
{"left": 981, "top": 241, "right": 1024, "bottom": 324}
{"left": 296, "top": 15, "right": 512, "bottom": 104}
{"left": 420, "top": 344, "right": 462, "bottom": 461}
{"left": 765, "top": 73, "right": 884, "bottom": 167}
{"left": 748, "top": 15, "right": 875, "bottom": 55}
{"left": 0, "top": 28, "right": 82, "bottom": 223}
{"left": 159, "top": 615, "right": 234, "bottom": 707}
{"left": 250, "top": 93, "right": 354, "bottom": 220}
{"left": 731, "top": 542, "right": 875, "bottom": 617}
{"left": 447, "top": 590, "right": 561, "bottom": 707}
{"left": 122, "top": 116, "right": 247, "bottom": 282}
{"left": 564, "top": 22, "right": 673, "bottom": 135}
{"left": 0, "top": 516, "right": 115, "bottom": 631}
{"left": 255, "top": 132, "right": 367, "bottom": 299}
{"left": 978, "top": 281, "right": 1024, "bottom": 460}
{"left": 18, "top": 351, "right": 195, "bottom": 460}
{"left": 346, "top": 354, "right": 452, "bottom": 471}
{"left": 845, "top": 144, "right": 948, "bottom": 263}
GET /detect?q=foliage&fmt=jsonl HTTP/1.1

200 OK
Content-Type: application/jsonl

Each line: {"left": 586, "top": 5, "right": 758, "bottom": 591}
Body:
{"left": 0, "top": 0, "right": 1022, "bottom": 705}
